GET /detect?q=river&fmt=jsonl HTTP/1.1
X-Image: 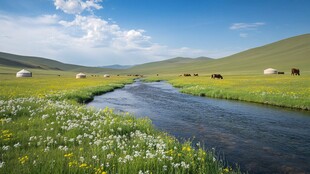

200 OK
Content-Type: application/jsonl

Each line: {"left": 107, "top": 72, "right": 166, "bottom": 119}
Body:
{"left": 87, "top": 80, "right": 310, "bottom": 174}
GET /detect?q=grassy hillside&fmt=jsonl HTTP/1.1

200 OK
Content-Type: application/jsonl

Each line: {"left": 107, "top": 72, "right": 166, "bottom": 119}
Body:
{"left": 205, "top": 33, "right": 310, "bottom": 74}
{"left": 0, "top": 52, "right": 118, "bottom": 74}
{"left": 124, "top": 57, "right": 214, "bottom": 75}
{"left": 126, "top": 34, "right": 310, "bottom": 75}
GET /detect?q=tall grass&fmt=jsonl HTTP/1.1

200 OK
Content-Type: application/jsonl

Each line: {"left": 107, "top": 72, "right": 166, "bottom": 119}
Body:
{"left": 145, "top": 74, "right": 310, "bottom": 110}
{"left": 0, "top": 74, "right": 240, "bottom": 174}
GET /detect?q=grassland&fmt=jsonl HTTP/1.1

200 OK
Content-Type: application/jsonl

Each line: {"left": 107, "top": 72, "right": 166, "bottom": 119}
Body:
{"left": 145, "top": 74, "right": 310, "bottom": 110}
{"left": 0, "top": 73, "right": 239, "bottom": 174}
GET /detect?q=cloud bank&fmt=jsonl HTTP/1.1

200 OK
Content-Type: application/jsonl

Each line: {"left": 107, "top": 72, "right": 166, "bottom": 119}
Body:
{"left": 229, "top": 22, "right": 266, "bottom": 38}
{"left": 0, "top": 0, "right": 213, "bottom": 66}
{"left": 230, "top": 22, "right": 266, "bottom": 30}
{"left": 54, "top": 0, "right": 103, "bottom": 14}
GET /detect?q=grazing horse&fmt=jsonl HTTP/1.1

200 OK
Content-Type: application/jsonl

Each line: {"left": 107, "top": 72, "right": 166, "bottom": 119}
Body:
{"left": 211, "top": 74, "right": 223, "bottom": 79}
{"left": 194, "top": 73, "right": 199, "bottom": 76}
{"left": 183, "top": 73, "right": 191, "bottom": 77}
{"left": 291, "top": 68, "right": 300, "bottom": 76}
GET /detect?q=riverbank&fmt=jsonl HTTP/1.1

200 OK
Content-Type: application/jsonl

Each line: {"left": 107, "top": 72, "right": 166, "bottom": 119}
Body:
{"left": 0, "top": 74, "right": 240, "bottom": 174}
{"left": 145, "top": 75, "right": 310, "bottom": 110}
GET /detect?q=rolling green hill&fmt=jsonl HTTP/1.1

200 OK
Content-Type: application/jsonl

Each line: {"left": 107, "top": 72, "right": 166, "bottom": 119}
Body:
{"left": 123, "top": 57, "right": 214, "bottom": 75}
{"left": 0, "top": 52, "right": 118, "bottom": 74}
{"left": 0, "top": 34, "right": 309, "bottom": 75}
{"left": 126, "top": 34, "right": 310, "bottom": 75}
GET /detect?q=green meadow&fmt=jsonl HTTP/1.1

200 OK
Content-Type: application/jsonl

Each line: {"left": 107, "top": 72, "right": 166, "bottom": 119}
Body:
{"left": 0, "top": 73, "right": 240, "bottom": 174}
{"left": 145, "top": 74, "right": 310, "bottom": 110}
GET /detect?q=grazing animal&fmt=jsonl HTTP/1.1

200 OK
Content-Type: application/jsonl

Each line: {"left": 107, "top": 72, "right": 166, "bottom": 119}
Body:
{"left": 211, "top": 74, "right": 223, "bottom": 79}
{"left": 179, "top": 74, "right": 183, "bottom": 77}
{"left": 194, "top": 73, "right": 199, "bottom": 76}
{"left": 183, "top": 73, "right": 191, "bottom": 77}
{"left": 291, "top": 68, "right": 300, "bottom": 76}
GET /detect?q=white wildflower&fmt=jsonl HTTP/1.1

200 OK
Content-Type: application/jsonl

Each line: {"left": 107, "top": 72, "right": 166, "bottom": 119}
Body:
{"left": 14, "top": 142, "right": 21, "bottom": 148}
{"left": 0, "top": 161, "right": 4, "bottom": 168}
{"left": 2, "top": 145, "right": 9, "bottom": 151}
{"left": 42, "top": 114, "right": 49, "bottom": 119}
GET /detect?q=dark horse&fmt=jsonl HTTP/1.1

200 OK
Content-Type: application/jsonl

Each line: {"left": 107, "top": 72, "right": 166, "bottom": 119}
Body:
{"left": 291, "top": 68, "right": 300, "bottom": 76}
{"left": 211, "top": 74, "right": 223, "bottom": 79}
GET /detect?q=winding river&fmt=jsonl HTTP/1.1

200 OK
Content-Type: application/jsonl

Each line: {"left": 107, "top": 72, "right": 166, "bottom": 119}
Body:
{"left": 87, "top": 80, "right": 310, "bottom": 174}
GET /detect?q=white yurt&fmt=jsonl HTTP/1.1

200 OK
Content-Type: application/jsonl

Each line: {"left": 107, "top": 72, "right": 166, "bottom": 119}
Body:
{"left": 16, "top": 69, "right": 32, "bottom": 77}
{"left": 76, "top": 72, "right": 86, "bottom": 79}
{"left": 103, "top": 74, "right": 110, "bottom": 78}
{"left": 264, "top": 68, "right": 278, "bottom": 75}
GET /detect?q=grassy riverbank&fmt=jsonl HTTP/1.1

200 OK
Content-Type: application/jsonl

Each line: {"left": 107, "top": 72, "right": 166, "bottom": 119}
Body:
{"left": 0, "top": 74, "right": 240, "bottom": 174}
{"left": 145, "top": 74, "right": 310, "bottom": 110}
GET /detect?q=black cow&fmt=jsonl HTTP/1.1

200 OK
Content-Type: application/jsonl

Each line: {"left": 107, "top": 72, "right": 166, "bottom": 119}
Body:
{"left": 211, "top": 74, "right": 223, "bottom": 79}
{"left": 291, "top": 68, "right": 300, "bottom": 76}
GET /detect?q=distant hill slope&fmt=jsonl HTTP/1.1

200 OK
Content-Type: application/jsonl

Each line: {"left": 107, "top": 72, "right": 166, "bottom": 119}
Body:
{"left": 0, "top": 52, "right": 117, "bottom": 73}
{"left": 206, "top": 33, "right": 310, "bottom": 74}
{"left": 125, "top": 57, "right": 214, "bottom": 74}
{"left": 99, "top": 64, "right": 133, "bottom": 69}
{"left": 126, "top": 34, "right": 310, "bottom": 75}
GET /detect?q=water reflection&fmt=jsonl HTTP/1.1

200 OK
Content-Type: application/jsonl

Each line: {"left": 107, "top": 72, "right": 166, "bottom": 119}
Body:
{"left": 87, "top": 81, "right": 310, "bottom": 174}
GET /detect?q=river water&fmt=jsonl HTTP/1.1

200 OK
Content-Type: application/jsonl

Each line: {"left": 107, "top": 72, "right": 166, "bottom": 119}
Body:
{"left": 87, "top": 81, "right": 310, "bottom": 174}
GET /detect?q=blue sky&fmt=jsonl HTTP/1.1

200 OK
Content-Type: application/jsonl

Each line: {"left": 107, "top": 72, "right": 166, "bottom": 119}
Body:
{"left": 0, "top": 0, "right": 309, "bottom": 66}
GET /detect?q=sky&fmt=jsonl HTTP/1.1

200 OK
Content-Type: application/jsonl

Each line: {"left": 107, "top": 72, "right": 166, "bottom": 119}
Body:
{"left": 0, "top": 0, "right": 309, "bottom": 66}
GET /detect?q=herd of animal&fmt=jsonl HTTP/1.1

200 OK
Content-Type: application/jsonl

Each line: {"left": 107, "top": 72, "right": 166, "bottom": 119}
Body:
{"left": 178, "top": 68, "right": 301, "bottom": 80}
{"left": 82, "top": 68, "right": 300, "bottom": 79}
{"left": 179, "top": 73, "right": 223, "bottom": 79}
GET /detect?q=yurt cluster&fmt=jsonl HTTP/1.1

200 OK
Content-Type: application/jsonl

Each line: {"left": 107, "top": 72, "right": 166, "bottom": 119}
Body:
{"left": 16, "top": 69, "right": 110, "bottom": 78}
{"left": 76, "top": 73, "right": 110, "bottom": 79}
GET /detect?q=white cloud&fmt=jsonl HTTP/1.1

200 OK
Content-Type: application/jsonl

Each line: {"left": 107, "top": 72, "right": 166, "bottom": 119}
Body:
{"left": 230, "top": 22, "right": 265, "bottom": 30}
{"left": 0, "top": 13, "right": 211, "bottom": 66}
{"left": 54, "top": 0, "right": 102, "bottom": 14}
{"left": 239, "top": 33, "right": 248, "bottom": 38}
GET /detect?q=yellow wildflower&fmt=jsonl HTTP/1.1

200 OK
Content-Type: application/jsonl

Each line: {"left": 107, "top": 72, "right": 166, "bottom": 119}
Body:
{"left": 79, "top": 163, "right": 88, "bottom": 168}
{"left": 68, "top": 161, "right": 78, "bottom": 167}
{"left": 64, "top": 153, "right": 74, "bottom": 158}
{"left": 18, "top": 155, "right": 29, "bottom": 164}
{"left": 223, "top": 168, "right": 229, "bottom": 173}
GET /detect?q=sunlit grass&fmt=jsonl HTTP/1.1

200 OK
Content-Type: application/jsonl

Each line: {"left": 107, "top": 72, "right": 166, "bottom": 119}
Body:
{"left": 0, "top": 74, "right": 132, "bottom": 100}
